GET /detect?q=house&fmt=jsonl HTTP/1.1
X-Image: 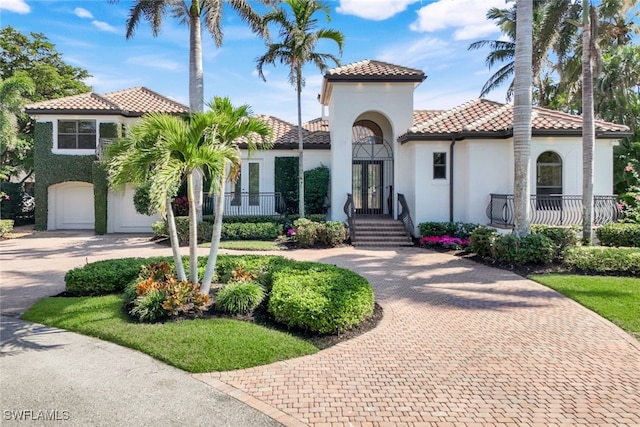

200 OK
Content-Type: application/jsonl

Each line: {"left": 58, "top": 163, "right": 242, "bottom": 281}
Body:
{"left": 26, "top": 60, "right": 630, "bottom": 243}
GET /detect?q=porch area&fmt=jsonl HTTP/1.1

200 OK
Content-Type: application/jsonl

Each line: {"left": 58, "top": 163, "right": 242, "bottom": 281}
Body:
{"left": 487, "top": 194, "right": 622, "bottom": 228}
{"left": 203, "top": 192, "right": 286, "bottom": 217}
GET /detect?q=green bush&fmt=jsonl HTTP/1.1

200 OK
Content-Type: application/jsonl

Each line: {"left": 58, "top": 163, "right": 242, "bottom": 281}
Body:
{"left": 215, "top": 282, "right": 266, "bottom": 315}
{"left": 317, "top": 221, "right": 348, "bottom": 246}
{"left": 304, "top": 165, "right": 330, "bottom": 215}
{"left": 152, "top": 218, "right": 280, "bottom": 244}
{"left": 418, "top": 222, "right": 479, "bottom": 238}
{"left": 0, "top": 219, "right": 14, "bottom": 237}
{"left": 65, "top": 258, "right": 159, "bottom": 296}
{"left": 530, "top": 224, "right": 579, "bottom": 257}
{"left": 563, "top": 246, "right": 640, "bottom": 276}
{"left": 293, "top": 218, "right": 321, "bottom": 247}
{"left": 130, "top": 288, "right": 168, "bottom": 322}
{"left": 493, "top": 233, "right": 556, "bottom": 265}
{"left": 469, "top": 227, "right": 498, "bottom": 258}
{"left": 596, "top": 223, "right": 640, "bottom": 247}
{"left": 268, "top": 261, "right": 374, "bottom": 334}
{"left": 214, "top": 255, "right": 284, "bottom": 288}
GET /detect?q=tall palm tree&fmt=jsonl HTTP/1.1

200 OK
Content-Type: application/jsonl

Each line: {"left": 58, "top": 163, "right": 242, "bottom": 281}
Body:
{"left": 111, "top": 0, "right": 272, "bottom": 222}
{"left": 582, "top": 0, "right": 599, "bottom": 244}
{"left": 256, "top": 0, "right": 343, "bottom": 218}
{"left": 0, "top": 75, "right": 34, "bottom": 181}
{"left": 513, "top": 0, "right": 534, "bottom": 238}
{"left": 106, "top": 112, "right": 228, "bottom": 285}
{"left": 200, "top": 97, "right": 273, "bottom": 293}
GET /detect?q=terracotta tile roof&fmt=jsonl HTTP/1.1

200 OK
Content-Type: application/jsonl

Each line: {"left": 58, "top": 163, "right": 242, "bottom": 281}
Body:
{"left": 325, "top": 60, "right": 426, "bottom": 82}
{"left": 25, "top": 87, "right": 188, "bottom": 116}
{"left": 403, "top": 99, "right": 630, "bottom": 140}
{"left": 249, "top": 115, "right": 330, "bottom": 147}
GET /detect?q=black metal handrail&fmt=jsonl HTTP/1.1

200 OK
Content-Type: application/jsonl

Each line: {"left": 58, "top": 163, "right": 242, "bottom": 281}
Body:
{"left": 203, "top": 192, "right": 286, "bottom": 217}
{"left": 397, "top": 193, "right": 416, "bottom": 237}
{"left": 487, "top": 194, "right": 622, "bottom": 227}
{"left": 344, "top": 193, "right": 355, "bottom": 242}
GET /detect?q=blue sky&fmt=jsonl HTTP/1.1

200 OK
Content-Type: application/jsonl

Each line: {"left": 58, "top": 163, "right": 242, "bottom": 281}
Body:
{"left": 2, "top": 0, "right": 512, "bottom": 123}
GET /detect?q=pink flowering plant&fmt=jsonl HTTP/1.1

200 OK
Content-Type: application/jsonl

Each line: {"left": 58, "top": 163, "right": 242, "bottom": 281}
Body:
{"left": 419, "top": 235, "right": 470, "bottom": 250}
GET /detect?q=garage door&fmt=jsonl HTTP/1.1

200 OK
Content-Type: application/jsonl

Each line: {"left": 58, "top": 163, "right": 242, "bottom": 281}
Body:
{"left": 108, "top": 186, "right": 159, "bottom": 233}
{"left": 48, "top": 182, "right": 95, "bottom": 230}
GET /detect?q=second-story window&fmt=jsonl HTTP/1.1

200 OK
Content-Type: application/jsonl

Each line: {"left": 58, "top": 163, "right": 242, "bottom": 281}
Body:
{"left": 58, "top": 120, "right": 96, "bottom": 149}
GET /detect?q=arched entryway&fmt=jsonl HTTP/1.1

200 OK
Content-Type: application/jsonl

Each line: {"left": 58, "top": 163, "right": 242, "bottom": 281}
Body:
{"left": 351, "top": 119, "right": 393, "bottom": 215}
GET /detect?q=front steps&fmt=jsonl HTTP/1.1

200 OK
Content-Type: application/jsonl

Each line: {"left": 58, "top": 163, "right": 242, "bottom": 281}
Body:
{"left": 351, "top": 216, "right": 414, "bottom": 247}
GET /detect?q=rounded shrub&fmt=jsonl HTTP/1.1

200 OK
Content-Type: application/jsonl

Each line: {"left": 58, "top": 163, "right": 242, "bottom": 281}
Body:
{"left": 65, "top": 257, "right": 159, "bottom": 296}
{"left": 530, "top": 224, "right": 578, "bottom": 258}
{"left": 293, "top": 218, "right": 321, "bottom": 247}
{"left": 596, "top": 223, "right": 640, "bottom": 247}
{"left": 317, "top": 221, "right": 348, "bottom": 246}
{"left": 493, "top": 233, "right": 555, "bottom": 265}
{"left": 268, "top": 262, "right": 375, "bottom": 334}
{"left": 215, "top": 282, "right": 266, "bottom": 315}
{"left": 562, "top": 246, "right": 640, "bottom": 276}
{"left": 469, "top": 227, "right": 498, "bottom": 258}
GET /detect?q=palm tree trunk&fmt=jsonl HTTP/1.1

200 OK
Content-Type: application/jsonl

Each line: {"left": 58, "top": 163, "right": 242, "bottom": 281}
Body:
{"left": 296, "top": 68, "right": 305, "bottom": 218}
{"left": 513, "top": 0, "right": 534, "bottom": 237}
{"left": 166, "top": 193, "right": 187, "bottom": 281}
{"left": 582, "top": 0, "right": 595, "bottom": 245}
{"left": 201, "top": 166, "right": 227, "bottom": 294}
{"left": 189, "top": 1, "right": 204, "bottom": 223}
{"left": 186, "top": 171, "right": 199, "bottom": 284}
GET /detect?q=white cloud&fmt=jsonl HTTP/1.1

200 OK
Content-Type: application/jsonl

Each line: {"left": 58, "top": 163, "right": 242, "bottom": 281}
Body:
{"left": 74, "top": 7, "right": 93, "bottom": 19}
{"left": 377, "top": 37, "right": 452, "bottom": 68}
{"left": 0, "top": 0, "right": 30, "bottom": 14}
{"left": 336, "top": 0, "right": 420, "bottom": 21}
{"left": 410, "top": 0, "right": 506, "bottom": 40}
{"left": 126, "top": 55, "right": 184, "bottom": 72}
{"left": 92, "top": 21, "right": 119, "bottom": 34}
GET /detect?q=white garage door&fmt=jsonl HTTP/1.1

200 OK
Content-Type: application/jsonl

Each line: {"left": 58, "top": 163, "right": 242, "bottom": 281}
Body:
{"left": 108, "top": 186, "right": 159, "bottom": 233}
{"left": 48, "top": 182, "right": 95, "bottom": 230}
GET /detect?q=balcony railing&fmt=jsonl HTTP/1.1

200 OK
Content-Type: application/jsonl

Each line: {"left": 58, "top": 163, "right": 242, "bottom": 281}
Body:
{"left": 487, "top": 194, "right": 622, "bottom": 227}
{"left": 203, "top": 192, "right": 286, "bottom": 217}
{"left": 96, "top": 138, "right": 114, "bottom": 160}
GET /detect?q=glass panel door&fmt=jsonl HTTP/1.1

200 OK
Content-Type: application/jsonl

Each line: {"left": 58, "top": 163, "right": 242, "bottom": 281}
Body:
{"left": 353, "top": 161, "right": 383, "bottom": 214}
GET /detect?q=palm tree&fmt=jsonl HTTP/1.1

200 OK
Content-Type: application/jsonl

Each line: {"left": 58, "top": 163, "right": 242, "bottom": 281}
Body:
{"left": 256, "top": 0, "right": 343, "bottom": 218}
{"left": 200, "top": 97, "right": 273, "bottom": 293}
{"left": 582, "top": 0, "right": 598, "bottom": 244}
{"left": 513, "top": 0, "right": 534, "bottom": 238}
{"left": 0, "top": 75, "right": 34, "bottom": 181}
{"left": 106, "top": 112, "right": 228, "bottom": 285}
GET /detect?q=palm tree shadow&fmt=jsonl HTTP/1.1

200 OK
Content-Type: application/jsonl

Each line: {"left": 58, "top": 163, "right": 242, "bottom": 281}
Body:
{"left": 0, "top": 317, "right": 64, "bottom": 355}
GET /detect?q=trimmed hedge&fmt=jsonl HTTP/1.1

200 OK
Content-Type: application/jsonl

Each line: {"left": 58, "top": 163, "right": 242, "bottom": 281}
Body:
{"left": 268, "top": 261, "right": 374, "bottom": 334}
{"left": 596, "top": 223, "right": 640, "bottom": 247}
{"left": 65, "top": 257, "right": 163, "bottom": 296}
{"left": 418, "top": 221, "right": 479, "bottom": 239}
{"left": 292, "top": 218, "right": 347, "bottom": 248}
{"left": 152, "top": 218, "right": 280, "bottom": 244}
{"left": 562, "top": 246, "right": 640, "bottom": 276}
{"left": 530, "top": 224, "right": 579, "bottom": 258}
{"left": 469, "top": 227, "right": 556, "bottom": 265}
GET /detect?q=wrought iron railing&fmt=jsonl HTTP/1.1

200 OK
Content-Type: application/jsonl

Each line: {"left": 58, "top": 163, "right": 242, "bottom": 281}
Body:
{"left": 397, "top": 193, "right": 416, "bottom": 237}
{"left": 203, "top": 192, "right": 286, "bottom": 217}
{"left": 487, "top": 194, "right": 622, "bottom": 227}
{"left": 344, "top": 193, "right": 355, "bottom": 242}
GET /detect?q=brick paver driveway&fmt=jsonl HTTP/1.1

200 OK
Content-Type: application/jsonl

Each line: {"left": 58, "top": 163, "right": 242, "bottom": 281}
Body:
{"left": 196, "top": 246, "right": 640, "bottom": 426}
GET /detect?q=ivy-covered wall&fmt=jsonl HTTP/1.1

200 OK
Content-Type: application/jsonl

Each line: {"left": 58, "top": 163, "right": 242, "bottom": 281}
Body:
{"left": 274, "top": 157, "right": 299, "bottom": 215}
{"left": 33, "top": 121, "right": 120, "bottom": 231}
{"left": 92, "top": 162, "right": 108, "bottom": 234}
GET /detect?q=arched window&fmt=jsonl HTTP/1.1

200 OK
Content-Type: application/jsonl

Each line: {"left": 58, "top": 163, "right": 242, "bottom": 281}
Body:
{"left": 536, "top": 151, "right": 563, "bottom": 196}
{"left": 352, "top": 120, "right": 383, "bottom": 144}
{"left": 536, "top": 151, "right": 562, "bottom": 210}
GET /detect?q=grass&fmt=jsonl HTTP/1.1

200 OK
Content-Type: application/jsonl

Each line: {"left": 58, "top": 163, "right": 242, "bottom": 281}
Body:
{"left": 199, "top": 240, "right": 284, "bottom": 251}
{"left": 22, "top": 295, "right": 318, "bottom": 373}
{"left": 530, "top": 274, "right": 640, "bottom": 340}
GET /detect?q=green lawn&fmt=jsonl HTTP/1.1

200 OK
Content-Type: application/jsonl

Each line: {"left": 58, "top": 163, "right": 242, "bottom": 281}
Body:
{"left": 530, "top": 274, "right": 640, "bottom": 339}
{"left": 22, "top": 295, "right": 317, "bottom": 373}
{"left": 200, "top": 240, "right": 284, "bottom": 251}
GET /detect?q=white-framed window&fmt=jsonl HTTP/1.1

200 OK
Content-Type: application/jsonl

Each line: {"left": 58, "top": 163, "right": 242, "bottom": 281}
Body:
{"left": 57, "top": 120, "right": 97, "bottom": 150}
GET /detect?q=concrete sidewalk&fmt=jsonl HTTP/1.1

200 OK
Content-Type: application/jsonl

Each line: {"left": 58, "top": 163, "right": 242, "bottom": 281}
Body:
{"left": 2, "top": 231, "right": 640, "bottom": 426}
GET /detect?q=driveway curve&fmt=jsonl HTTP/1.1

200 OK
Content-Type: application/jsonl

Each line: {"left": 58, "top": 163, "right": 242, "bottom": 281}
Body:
{"left": 2, "top": 231, "right": 640, "bottom": 426}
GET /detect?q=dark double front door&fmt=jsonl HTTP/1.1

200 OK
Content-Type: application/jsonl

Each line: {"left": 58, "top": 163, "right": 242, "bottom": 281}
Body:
{"left": 353, "top": 160, "right": 383, "bottom": 214}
